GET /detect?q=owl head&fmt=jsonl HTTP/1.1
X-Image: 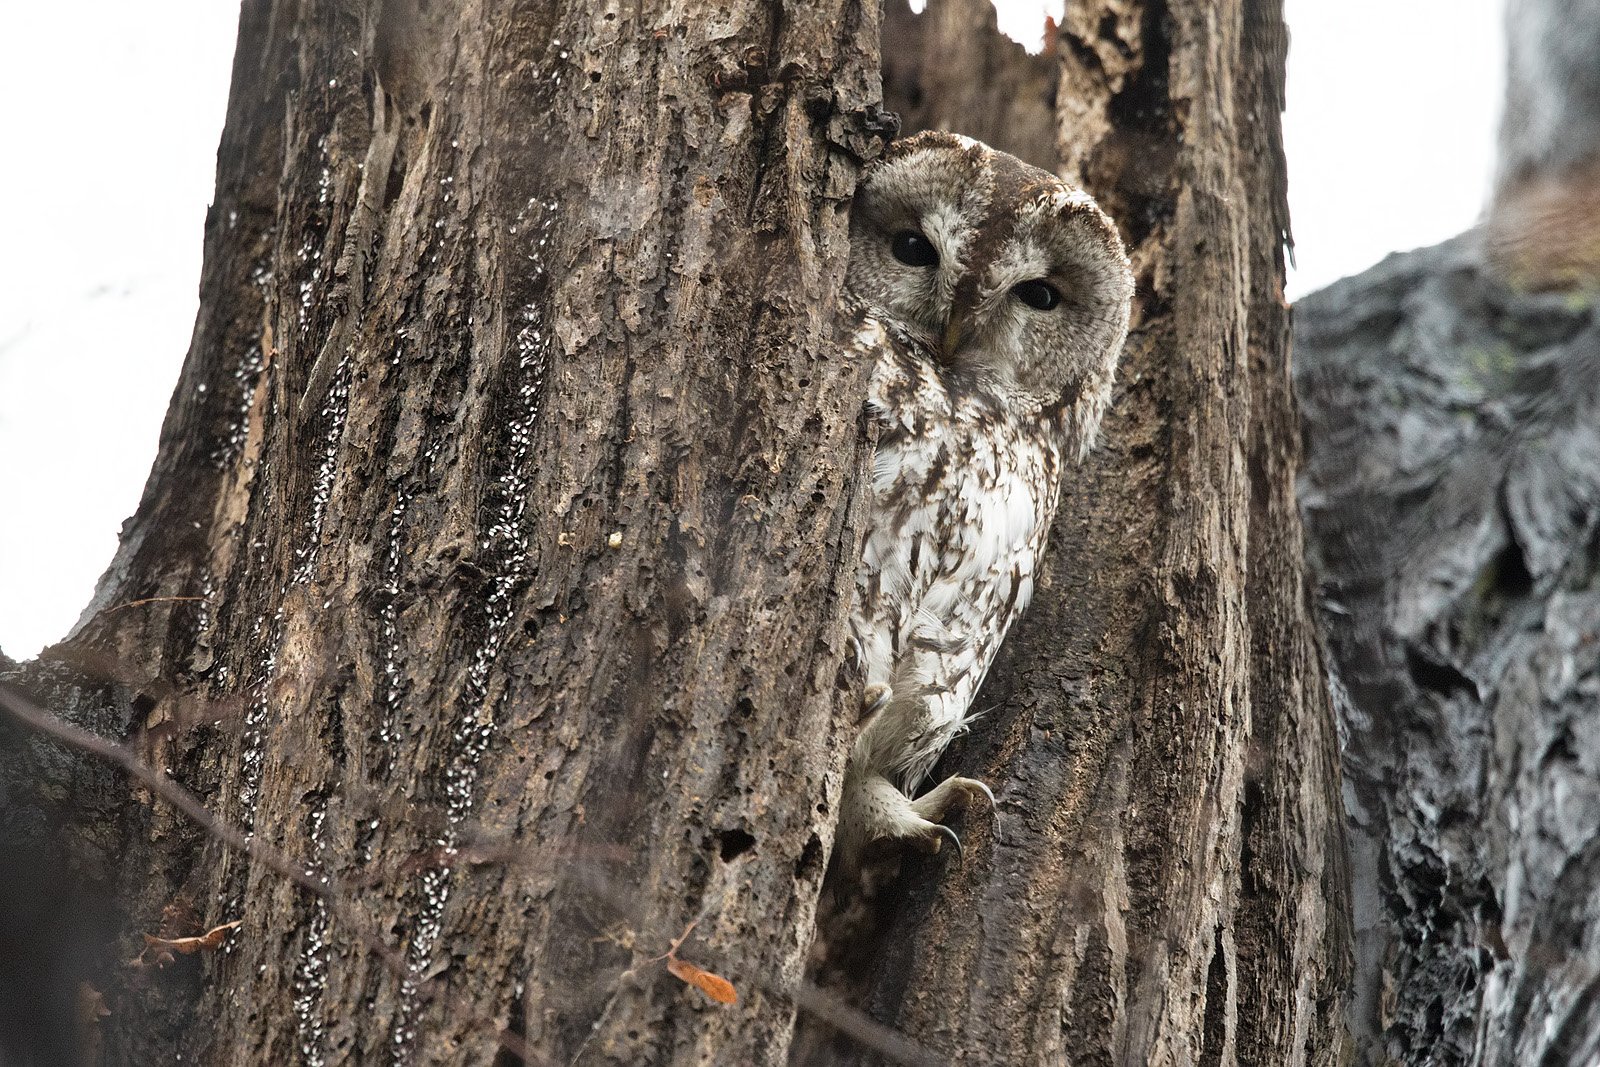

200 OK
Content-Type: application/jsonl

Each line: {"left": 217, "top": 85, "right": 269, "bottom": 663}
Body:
{"left": 846, "top": 131, "right": 1134, "bottom": 418}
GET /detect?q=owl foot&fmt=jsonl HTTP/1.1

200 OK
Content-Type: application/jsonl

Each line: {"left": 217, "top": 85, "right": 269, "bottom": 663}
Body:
{"left": 908, "top": 775, "right": 995, "bottom": 853}
{"left": 835, "top": 771, "right": 994, "bottom": 874}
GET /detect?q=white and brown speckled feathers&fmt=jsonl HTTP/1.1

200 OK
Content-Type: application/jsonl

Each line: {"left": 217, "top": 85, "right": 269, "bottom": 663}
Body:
{"left": 836, "top": 132, "right": 1133, "bottom": 872}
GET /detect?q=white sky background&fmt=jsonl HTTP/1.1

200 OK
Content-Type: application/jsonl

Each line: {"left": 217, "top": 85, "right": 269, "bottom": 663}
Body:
{"left": 0, "top": 1, "right": 1503, "bottom": 659}
{"left": 0, "top": 3, "right": 242, "bottom": 659}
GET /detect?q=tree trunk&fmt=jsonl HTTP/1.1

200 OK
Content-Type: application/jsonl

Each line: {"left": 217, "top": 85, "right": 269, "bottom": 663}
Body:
{"left": 879, "top": 0, "right": 1058, "bottom": 171}
{"left": 0, "top": 0, "right": 1349, "bottom": 1065}
{"left": 10, "top": 1, "right": 885, "bottom": 1063}
{"left": 1298, "top": 238, "right": 1600, "bottom": 1067}
{"left": 798, "top": 2, "right": 1349, "bottom": 1063}
{"left": 1296, "top": 5, "right": 1600, "bottom": 1064}
{"left": 1487, "top": 0, "right": 1600, "bottom": 291}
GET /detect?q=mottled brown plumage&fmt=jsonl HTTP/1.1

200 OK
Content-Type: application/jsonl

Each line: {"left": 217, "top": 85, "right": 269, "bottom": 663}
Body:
{"left": 837, "top": 132, "right": 1133, "bottom": 872}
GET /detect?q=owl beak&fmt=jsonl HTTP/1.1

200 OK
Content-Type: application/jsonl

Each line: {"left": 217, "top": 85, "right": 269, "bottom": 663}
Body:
{"left": 940, "top": 311, "right": 969, "bottom": 364}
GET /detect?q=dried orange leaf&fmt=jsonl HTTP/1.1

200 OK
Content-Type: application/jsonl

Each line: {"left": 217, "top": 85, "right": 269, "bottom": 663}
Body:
{"left": 667, "top": 957, "right": 738, "bottom": 1004}
{"left": 144, "top": 919, "right": 243, "bottom": 956}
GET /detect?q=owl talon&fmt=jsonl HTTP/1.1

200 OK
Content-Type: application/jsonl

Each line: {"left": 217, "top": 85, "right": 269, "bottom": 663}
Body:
{"left": 861, "top": 684, "right": 892, "bottom": 721}
{"left": 909, "top": 775, "right": 994, "bottom": 824}
{"left": 836, "top": 771, "right": 992, "bottom": 873}
{"left": 927, "top": 824, "right": 963, "bottom": 857}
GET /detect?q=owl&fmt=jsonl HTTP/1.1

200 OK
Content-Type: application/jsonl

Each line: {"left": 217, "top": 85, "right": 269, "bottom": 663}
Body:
{"left": 836, "top": 131, "right": 1134, "bottom": 873}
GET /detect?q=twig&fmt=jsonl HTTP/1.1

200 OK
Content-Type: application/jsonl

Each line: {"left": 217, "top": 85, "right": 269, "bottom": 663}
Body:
{"left": 0, "top": 683, "right": 344, "bottom": 912}
{"left": 102, "top": 596, "right": 209, "bottom": 615}
{"left": 792, "top": 981, "right": 949, "bottom": 1067}
{"left": 0, "top": 685, "right": 944, "bottom": 1067}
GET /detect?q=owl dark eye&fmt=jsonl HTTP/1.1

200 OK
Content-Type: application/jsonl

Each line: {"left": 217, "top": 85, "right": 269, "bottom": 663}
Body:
{"left": 1012, "top": 279, "right": 1061, "bottom": 310}
{"left": 891, "top": 231, "right": 939, "bottom": 267}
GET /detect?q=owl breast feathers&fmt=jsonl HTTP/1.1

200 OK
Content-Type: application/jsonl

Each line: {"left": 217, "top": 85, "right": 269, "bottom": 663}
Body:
{"left": 836, "top": 131, "right": 1133, "bottom": 874}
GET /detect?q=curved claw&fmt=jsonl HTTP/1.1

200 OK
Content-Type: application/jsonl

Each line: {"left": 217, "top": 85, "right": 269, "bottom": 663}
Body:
{"left": 861, "top": 684, "right": 892, "bottom": 721}
{"left": 959, "top": 781, "right": 1001, "bottom": 850}
{"left": 973, "top": 780, "right": 999, "bottom": 833}
{"left": 913, "top": 822, "right": 963, "bottom": 856}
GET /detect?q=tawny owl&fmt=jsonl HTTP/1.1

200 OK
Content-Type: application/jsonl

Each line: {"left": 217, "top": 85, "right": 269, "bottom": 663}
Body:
{"left": 836, "top": 131, "right": 1134, "bottom": 872}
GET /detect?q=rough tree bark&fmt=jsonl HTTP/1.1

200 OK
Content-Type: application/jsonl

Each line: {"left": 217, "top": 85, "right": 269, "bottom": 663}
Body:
{"left": 0, "top": 0, "right": 1348, "bottom": 1065}
{"left": 1296, "top": 2, "right": 1600, "bottom": 1063}
{"left": 1298, "top": 240, "right": 1600, "bottom": 1067}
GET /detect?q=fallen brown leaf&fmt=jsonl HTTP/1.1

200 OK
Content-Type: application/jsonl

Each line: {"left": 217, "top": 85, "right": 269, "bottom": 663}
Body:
{"left": 666, "top": 957, "right": 738, "bottom": 1004}
{"left": 650, "top": 920, "right": 738, "bottom": 1006}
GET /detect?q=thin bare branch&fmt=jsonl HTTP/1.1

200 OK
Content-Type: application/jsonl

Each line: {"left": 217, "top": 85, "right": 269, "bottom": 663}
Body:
{"left": 792, "top": 982, "right": 949, "bottom": 1067}
{"left": 1, "top": 686, "right": 949, "bottom": 1067}
{"left": 102, "top": 596, "right": 209, "bottom": 615}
